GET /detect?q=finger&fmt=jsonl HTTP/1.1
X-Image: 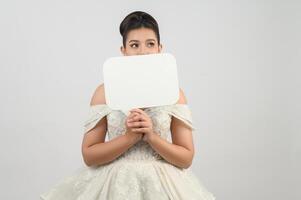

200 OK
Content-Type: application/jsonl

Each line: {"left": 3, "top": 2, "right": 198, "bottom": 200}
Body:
{"left": 128, "top": 122, "right": 147, "bottom": 129}
{"left": 130, "top": 111, "right": 149, "bottom": 121}
{"left": 127, "top": 114, "right": 141, "bottom": 123}
{"left": 128, "top": 121, "right": 148, "bottom": 128}
{"left": 130, "top": 108, "right": 146, "bottom": 116}
{"left": 127, "top": 112, "right": 138, "bottom": 120}
{"left": 131, "top": 127, "right": 148, "bottom": 132}
{"left": 129, "top": 111, "right": 138, "bottom": 117}
{"left": 128, "top": 114, "right": 145, "bottom": 122}
{"left": 128, "top": 112, "right": 135, "bottom": 116}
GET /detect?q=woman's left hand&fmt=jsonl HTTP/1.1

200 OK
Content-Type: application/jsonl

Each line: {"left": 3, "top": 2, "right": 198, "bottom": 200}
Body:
{"left": 126, "top": 108, "right": 155, "bottom": 141}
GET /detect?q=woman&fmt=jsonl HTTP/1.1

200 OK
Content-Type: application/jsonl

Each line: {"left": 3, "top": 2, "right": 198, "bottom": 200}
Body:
{"left": 40, "top": 11, "right": 216, "bottom": 200}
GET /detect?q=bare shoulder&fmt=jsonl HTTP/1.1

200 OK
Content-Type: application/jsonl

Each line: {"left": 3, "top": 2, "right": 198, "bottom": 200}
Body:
{"left": 177, "top": 88, "right": 188, "bottom": 104}
{"left": 90, "top": 83, "right": 106, "bottom": 106}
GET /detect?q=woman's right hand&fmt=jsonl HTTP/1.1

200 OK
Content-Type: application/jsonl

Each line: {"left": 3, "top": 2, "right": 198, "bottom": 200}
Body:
{"left": 125, "top": 112, "right": 144, "bottom": 141}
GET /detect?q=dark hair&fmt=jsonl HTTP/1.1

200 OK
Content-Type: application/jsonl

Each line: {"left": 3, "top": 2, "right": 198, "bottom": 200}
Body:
{"left": 119, "top": 11, "right": 160, "bottom": 47}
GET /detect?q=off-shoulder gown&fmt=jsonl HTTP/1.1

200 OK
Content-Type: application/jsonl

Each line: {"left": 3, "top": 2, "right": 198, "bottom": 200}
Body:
{"left": 40, "top": 103, "right": 216, "bottom": 200}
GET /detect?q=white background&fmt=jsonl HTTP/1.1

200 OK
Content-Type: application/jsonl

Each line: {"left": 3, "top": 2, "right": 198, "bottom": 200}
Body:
{"left": 0, "top": 0, "right": 300, "bottom": 199}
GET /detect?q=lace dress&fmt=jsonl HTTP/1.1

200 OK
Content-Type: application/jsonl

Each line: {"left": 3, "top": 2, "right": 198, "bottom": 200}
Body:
{"left": 40, "top": 103, "right": 216, "bottom": 200}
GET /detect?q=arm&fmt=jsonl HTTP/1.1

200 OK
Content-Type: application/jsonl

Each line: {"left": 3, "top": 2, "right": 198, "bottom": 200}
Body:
{"left": 81, "top": 83, "right": 142, "bottom": 167}
{"left": 146, "top": 127, "right": 194, "bottom": 169}
{"left": 145, "top": 88, "right": 195, "bottom": 169}
{"left": 82, "top": 131, "right": 142, "bottom": 167}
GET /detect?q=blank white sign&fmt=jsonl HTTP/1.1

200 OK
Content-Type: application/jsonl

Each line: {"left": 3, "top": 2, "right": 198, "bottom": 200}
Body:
{"left": 103, "top": 53, "right": 179, "bottom": 114}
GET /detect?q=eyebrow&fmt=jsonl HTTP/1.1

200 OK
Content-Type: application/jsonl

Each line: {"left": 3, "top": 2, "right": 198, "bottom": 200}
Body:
{"left": 128, "top": 39, "right": 156, "bottom": 43}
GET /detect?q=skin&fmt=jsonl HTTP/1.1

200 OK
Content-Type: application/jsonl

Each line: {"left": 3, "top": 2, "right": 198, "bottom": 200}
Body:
{"left": 81, "top": 27, "right": 194, "bottom": 169}
{"left": 120, "top": 27, "right": 162, "bottom": 56}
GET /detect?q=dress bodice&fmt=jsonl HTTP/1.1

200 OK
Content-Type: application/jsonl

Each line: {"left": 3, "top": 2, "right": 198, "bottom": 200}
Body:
{"left": 83, "top": 104, "right": 196, "bottom": 163}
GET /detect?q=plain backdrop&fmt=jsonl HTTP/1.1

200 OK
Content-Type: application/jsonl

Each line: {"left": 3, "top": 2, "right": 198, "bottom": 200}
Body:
{"left": 0, "top": 1, "right": 300, "bottom": 199}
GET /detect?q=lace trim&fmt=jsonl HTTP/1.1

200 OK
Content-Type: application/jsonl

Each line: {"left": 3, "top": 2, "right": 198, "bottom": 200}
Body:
{"left": 164, "top": 104, "right": 196, "bottom": 131}
{"left": 83, "top": 105, "right": 112, "bottom": 133}
{"left": 83, "top": 104, "right": 196, "bottom": 134}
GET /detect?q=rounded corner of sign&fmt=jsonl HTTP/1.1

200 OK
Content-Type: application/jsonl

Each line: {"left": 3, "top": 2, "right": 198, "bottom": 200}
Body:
{"left": 103, "top": 57, "right": 114, "bottom": 69}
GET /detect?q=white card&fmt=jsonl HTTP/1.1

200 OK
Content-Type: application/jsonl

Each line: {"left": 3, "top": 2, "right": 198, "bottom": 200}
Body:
{"left": 103, "top": 53, "right": 179, "bottom": 115}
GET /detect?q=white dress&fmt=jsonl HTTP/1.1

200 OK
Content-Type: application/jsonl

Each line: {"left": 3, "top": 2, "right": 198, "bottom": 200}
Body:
{"left": 40, "top": 103, "right": 216, "bottom": 200}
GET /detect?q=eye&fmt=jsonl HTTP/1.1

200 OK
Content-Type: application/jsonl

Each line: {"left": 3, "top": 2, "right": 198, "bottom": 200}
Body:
{"left": 147, "top": 42, "right": 155, "bottom": 47}
{"left": 130, "top": 43, "right": 139, "bottom": 48}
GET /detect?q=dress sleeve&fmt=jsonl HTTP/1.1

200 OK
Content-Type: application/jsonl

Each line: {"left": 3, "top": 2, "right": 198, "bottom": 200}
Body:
{"left": 166, "top": 104, "right": 196, "bottom": 131}
{"left": 83, "top": 104, "right": 112, "bottom": 134}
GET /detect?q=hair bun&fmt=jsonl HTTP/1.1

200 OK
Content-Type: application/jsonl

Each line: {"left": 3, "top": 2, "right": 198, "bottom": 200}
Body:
{"left": 119, "top": 11, "right": 160, "bottom": 46}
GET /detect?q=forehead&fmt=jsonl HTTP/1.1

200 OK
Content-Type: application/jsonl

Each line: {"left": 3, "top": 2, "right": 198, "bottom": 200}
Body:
{"left": 126, "top": 27, "right": 157, "bottom": 42}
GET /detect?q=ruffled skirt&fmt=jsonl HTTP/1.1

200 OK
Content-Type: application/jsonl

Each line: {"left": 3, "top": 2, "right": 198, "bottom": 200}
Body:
{"left": 40, "top": 159, "right": 216, "bottom": 200}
